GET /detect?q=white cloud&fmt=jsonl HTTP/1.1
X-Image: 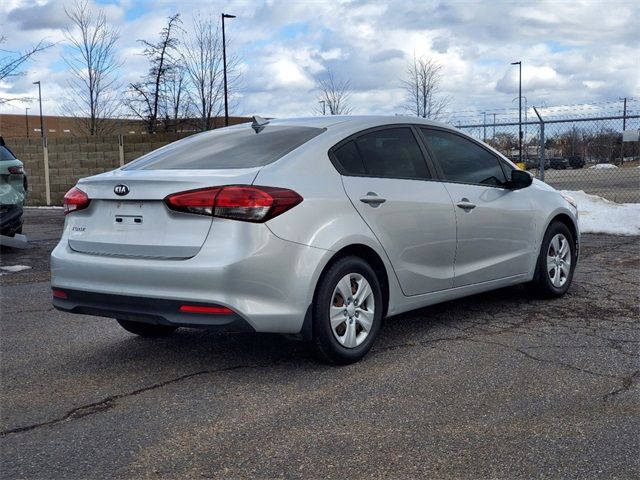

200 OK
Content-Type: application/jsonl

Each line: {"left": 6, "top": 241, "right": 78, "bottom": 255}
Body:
{"left": 0, "top": 0, "right": 638, "bottom": 122}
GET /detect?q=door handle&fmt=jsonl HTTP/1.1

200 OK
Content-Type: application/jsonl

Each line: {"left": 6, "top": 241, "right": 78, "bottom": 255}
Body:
{"left": 359, "top": 192, "right": 386, "bottom": 207}
{"left": 456, "top": 199, "right": 476, "bottom": 211}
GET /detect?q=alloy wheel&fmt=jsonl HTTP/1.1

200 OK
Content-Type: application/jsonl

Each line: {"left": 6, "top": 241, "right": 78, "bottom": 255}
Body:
{"left": 547, "top": 233, "right": 571, "bottom": 288}
{"left": 329, "top": 273, "right": 375, "bottom": 348}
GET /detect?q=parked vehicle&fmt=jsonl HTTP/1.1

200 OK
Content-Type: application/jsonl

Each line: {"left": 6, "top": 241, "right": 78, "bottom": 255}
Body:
{"left": 549, "top": 157, "right": 569, "bottom": 169}
{"left": 51, "top": 116, "right": 580, "bottom": 364}
{"left": 567, "top": 155, "right": 585, "bottom": 169}
{"left": 524, "top": 157, "right": 550, "bottom": 170}
{"left": 0, "top": 137, "right": 28, "bottom": 238}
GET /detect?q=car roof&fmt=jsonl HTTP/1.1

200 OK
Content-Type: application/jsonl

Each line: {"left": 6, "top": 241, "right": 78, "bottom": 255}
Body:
{"left": 265, "top": 115, "right": 453, "bottom": 131}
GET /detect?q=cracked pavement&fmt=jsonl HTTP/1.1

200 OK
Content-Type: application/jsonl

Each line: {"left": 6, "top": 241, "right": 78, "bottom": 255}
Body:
{"left": 1, "top": 209, "right": 639, "bottom": 479}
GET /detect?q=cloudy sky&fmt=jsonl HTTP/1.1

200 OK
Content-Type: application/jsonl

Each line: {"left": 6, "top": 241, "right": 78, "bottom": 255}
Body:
{"left": 1, "top": 0, "right": 638, "bottom": 124}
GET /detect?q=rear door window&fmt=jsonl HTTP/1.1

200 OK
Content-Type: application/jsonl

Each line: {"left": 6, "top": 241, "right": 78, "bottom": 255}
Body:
{"left": 124, "top": 125, "right": 324, "bottom": 170}
{"left": 333, "top": 127, "right": 430, "bottom": 179}
{"left": 333, "top": 141, "right": 367, "bottom": 175}
{"left": 420, "top": 128, "right": 507, "bottom": 186}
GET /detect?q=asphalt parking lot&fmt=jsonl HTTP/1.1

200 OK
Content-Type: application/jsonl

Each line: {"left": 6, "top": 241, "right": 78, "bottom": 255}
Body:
{"left": 1, "top": 209, "right": 639, "bottom": 479}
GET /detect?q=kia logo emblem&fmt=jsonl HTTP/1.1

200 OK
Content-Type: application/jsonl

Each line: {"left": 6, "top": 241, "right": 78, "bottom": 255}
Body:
{"left": 114, "top": 184, "right": 130, "bottom": 196}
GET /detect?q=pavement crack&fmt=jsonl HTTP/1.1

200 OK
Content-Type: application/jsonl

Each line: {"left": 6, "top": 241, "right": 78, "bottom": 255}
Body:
{"left": 603, "top": 370, "right": 640, "bottom": 403}
{"left": 0, "top": 360, "right": 283, "bottom": 437}
{"left": 462, "top": 336, "right": 624, "bottom": 381}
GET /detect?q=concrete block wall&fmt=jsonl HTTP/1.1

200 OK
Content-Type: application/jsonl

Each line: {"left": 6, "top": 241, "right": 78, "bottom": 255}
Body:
{"left": 8, "top": 133, "right": 194, "bottom": 205}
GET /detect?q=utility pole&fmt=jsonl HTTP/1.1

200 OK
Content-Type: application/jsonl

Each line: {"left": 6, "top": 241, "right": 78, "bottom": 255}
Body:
{"left": 319, "top": 100, "right": 326, "bottom": 115}
{"left": 33, "top": 81, "right": 44, "bottom": 138}
{"left": 25, "top": 107, "right": 30, "bottom": 139}
{"left": 222, "top": 13, "right": 236, "bottom": 127}
{"left": 511, "top": 61, "right": 522, "bottom": 163}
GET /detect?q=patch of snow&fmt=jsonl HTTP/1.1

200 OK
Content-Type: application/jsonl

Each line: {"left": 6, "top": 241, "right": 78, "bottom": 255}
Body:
{"left": 588, "top": 163, "right": 618, "bottom": 170}
{"left": 0, "top": 265, "right": 32, "bottom": 276}
{"left": 562, "top": 190, "right": 640, "bottom": 236}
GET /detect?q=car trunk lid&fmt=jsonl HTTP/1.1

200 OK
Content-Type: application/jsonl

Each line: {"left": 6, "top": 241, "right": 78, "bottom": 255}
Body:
{"left": 66, "top": 168, "right": 260, "bottom": 259}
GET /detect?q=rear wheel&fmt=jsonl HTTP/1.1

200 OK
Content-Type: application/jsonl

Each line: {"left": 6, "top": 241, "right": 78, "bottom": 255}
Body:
{"left": 116, "top": 319, "right": 177, "bottom": 337}
{"left": 312, "top": 256, "right": 383, "bottom": 365}
{"left": 532, "top": 222, "right": 576, "bottom": 298}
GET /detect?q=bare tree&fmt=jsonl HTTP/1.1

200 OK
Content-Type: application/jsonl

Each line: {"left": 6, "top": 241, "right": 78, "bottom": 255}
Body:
{"left": 0, "top": 36, "right": 51, "bottom": 82}
{"left": 0, "top": 36, "right": 51, "bottom": 104}
{"left": 161, "top": 63, "right": 192, "bottom": 132}
{"left": 63, "top": 1, "right": 121, "bottom": 135}
{"left": 126, "top": 14, "right": 182, "bottom": 133}
{"left": 403, "top": 55, "right": 450, "bottom": 121}
{"left": 315, "top": 71, "right": 352, "bottom": 115}
{"left": 181, "top": 14, "right": 239, "bottom": 131}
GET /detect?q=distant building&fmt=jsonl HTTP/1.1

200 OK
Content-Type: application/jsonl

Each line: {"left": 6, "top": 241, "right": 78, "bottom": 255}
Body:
{"left": 0, "top": 114, "right": 251, "bottom": 139}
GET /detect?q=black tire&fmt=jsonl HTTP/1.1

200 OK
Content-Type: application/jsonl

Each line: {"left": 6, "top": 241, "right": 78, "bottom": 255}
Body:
{"left": 531, "top": 221, "right": 576, "bottom": 298}
{"left": 311, "top": 256, "right": 383, "bottom": 365}
{"left": 116, "top": 319, "right": 177, "bottom": 337}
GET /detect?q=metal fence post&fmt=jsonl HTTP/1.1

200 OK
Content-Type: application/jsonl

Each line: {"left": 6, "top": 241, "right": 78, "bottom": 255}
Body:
{"left": 533, "top": 107, "right": 545, "bottom": 182}
{"left": 118, "top": 134, "right": 124, "bottom": 167}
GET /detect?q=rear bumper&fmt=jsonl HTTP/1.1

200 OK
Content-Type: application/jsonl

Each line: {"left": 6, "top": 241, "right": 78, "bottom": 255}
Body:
{"left": 52, "top": 289, "right": 254, "bottom": 331}
{"left": 51, "top": 219, "right": 331, "bottom": 334}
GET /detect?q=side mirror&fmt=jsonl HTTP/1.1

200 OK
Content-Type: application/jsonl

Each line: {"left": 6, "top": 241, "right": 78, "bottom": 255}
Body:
{"left": 509, "top": 169, "right": 533, "bottom": 190}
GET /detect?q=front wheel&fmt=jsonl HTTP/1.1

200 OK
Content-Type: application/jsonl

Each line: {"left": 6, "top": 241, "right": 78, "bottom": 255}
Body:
{"left": 311, "top": 256, "right": 383, "bottom": 365}
{"left": 531, "top": 222, "right": 576, "bottom": 298}
{"left": 116, "top": 319, "right": 178, "bottom": 337}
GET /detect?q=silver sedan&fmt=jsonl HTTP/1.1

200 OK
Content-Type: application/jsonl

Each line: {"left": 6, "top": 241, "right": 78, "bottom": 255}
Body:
{"left": 51, "top": 116, "right": 579, "bottom": 364}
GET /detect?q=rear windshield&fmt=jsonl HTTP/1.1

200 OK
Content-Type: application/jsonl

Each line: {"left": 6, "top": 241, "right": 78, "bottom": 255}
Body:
{"left": 124, "top": 125, "right": 324, "bottom": 170}
{"left": 0, "top": 146, "right": 17, "bottom": 161}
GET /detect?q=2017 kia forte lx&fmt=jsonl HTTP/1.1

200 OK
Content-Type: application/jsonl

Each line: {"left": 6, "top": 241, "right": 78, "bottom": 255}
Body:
{"left": 51, "top": 116, "right": 579, "bottom": 364}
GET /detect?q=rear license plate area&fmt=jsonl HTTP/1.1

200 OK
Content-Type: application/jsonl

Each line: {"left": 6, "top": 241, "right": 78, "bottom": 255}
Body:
{"left": 115, "top": 215, "right": 143, "bottom": 225}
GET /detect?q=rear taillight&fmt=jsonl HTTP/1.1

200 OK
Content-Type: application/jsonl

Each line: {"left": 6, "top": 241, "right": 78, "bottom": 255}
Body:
{"left": 63, "top": 186, "right": 91, "bottom": 215}
{"left": 52, "top": 288, "right": 68, "bottom": 299}
{"left": 8, "top": 166, "right": 24, "bottom": 174}
{"left": 165, "top": 185, "right": 303, "bottom": 223}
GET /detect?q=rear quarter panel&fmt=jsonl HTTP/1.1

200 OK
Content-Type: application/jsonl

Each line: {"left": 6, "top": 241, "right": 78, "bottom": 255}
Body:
{"left": 254, "top": 131, "right": 406, "bottom": 316}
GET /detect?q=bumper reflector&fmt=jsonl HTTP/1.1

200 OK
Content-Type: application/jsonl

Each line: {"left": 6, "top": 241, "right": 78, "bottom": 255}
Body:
{"left": 180, "top": 305, "right": 233, "bottom": 315}
{"left": 52, "top": 288, "right": 68, "bottom": 299}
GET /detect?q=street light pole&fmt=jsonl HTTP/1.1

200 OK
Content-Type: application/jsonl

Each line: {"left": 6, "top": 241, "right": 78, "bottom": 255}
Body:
{"left": 25, "top": 107, "right": 30, "bottom": 139}
{"left": 511, "top": 61, "right": 522, "bottom": 163}
{"left": 33, "top": 81, "right": 44, "bottom": 138}
{"left": 222, "top": 13, "right": 236, "bottom": 127}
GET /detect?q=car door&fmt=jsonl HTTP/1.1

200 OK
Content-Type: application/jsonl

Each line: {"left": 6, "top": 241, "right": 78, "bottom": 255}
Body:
{"left": 332, "top": 126, "right": 457, "bottom": 296}
{"left": 418, "top": 127, "right": 537, "bottom": 288}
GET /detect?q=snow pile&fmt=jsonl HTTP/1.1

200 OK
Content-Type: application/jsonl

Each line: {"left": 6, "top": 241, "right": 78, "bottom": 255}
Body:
{"left": 589, "top": 163, "right": 618, "bottom": 170}
{"left": 562, "top": 190, "right": 640, "bottom": 235}
{"left": 0, "top": 265, "right": 32, "bottom": 276}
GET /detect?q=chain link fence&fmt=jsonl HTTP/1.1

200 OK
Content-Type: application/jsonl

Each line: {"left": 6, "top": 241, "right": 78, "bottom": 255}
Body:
{"left": 454, "top": 101, "right": 640, "bottom": 203}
